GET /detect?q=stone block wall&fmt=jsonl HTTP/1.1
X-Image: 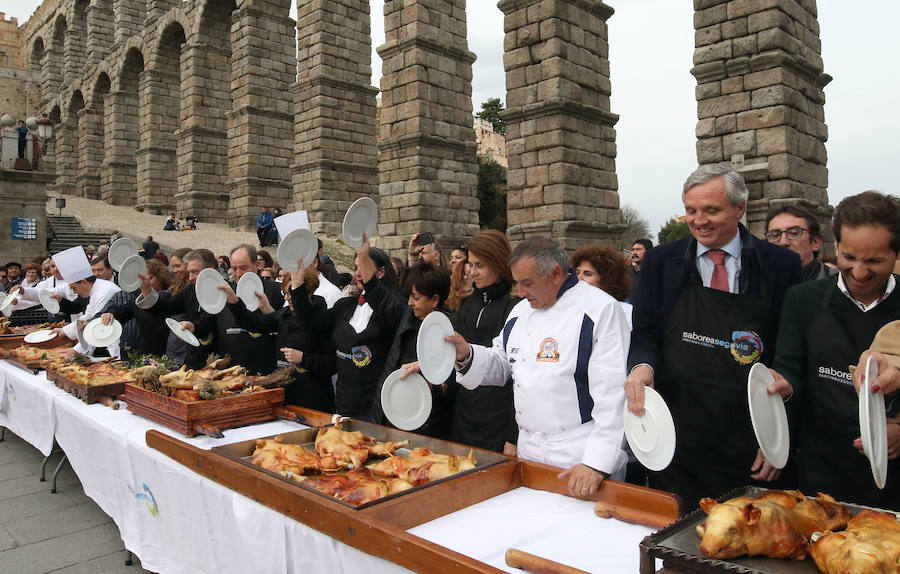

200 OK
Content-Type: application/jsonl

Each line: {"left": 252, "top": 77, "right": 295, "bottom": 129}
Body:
{"left": 692, "top": 0, "right": 831, "bottom": 238}
{"left": 499, "top": 0, "right": 625, "bottom": 251}
{"left": 292, "top": 0, "right": 379, "bottom": 236}
{"left": 376, "top": 0, "right": 481, "bottom": 255}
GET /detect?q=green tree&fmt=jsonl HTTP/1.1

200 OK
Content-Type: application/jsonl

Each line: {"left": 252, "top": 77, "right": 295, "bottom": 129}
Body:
{"left": 477, "top": 154, "right": 507, "bottom": 231}
{"left": 621, "top": 205, "right": 654, "bottom": 245}
{"left": 476, "top": 97, "right": 506, "bottom": 135}
{"left": 658, "top": 217, "right": 690, "bottom": 244}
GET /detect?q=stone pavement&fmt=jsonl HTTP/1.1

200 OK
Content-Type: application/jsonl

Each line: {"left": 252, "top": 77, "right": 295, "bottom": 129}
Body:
{"left": 0, "top": 429, "right": 152, "bottom": 574}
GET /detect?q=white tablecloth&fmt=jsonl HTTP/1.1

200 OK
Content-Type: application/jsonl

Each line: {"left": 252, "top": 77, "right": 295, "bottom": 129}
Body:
{"left": 0, "top": 360, "right": 653, "bottom": 573}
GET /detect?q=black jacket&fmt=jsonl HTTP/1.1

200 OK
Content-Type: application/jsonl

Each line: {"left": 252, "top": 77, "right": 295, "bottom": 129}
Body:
{"left": 628, "top": 224, "right": 802, "bottom": 371}
{"left": 140, "top": 283, "right": 213, "bottom": 368}
{"left": 108, "top": 292, "right": 170, "bottom": 357}
{"left": 228, "top": 285, "right": 335, "bottom": 412}
{"left": 449, "top": 280, "right": 519, "bottom": 451}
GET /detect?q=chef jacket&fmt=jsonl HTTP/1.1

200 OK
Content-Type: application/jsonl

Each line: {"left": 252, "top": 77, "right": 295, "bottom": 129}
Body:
{"left": 28, "top": 278, "right": 121, "bottom": 355}
{"left": 457, "top": 273, "right": 629, "bottom": 475}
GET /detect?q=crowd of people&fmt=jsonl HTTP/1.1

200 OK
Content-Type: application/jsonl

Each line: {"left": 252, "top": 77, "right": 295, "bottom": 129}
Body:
{"left": 2, "top": 165, "right": 898, "bottom": 511}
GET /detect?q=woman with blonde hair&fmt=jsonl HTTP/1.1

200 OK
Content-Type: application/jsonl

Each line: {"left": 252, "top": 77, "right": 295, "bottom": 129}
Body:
{"left": 449, "top": 230, "right": 519, "bottom": 452}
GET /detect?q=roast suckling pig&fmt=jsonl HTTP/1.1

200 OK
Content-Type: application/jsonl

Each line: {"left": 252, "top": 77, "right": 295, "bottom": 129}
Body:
{"left": 811, "top": 509, "right": 900, "bottom": 574}
{"left": 696, "top": 490, "right": 851, "bottom": 560}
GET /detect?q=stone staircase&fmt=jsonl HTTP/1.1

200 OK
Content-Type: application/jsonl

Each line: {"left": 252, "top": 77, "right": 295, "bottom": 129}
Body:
{"left": 47, "top": 215, "right": 111, "bottom": 253}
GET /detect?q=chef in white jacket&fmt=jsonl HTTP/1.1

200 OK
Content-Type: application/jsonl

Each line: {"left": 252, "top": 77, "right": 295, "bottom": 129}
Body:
{"left": 450, "top": 238, "right": 630, "bottom": 497}
{"left": 21, "top": 246, "right": 121, "bottom": 356}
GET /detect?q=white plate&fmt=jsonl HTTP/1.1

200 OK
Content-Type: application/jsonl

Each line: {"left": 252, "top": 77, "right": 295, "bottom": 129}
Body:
{"left": 108, "top": 237, "right": 139, "bottom": 271}
{"left": 416, "top": 311, "right": 456, "bottom": 385}
{"left": 277, "top": 229, "right": 318, "bottom": 273}
{"left": 860, "top": 355, "right": 888, "bottom": 489}
{"left": 342, "top": 197, "right": 378, "bottom": 248}
{"left": 39, "top": 289, "right": 60, "bottom": 314}
{"left": 117, "top": 254, "right": 145, "bottom": 292}
{"left": 747, "top": 363, "right": 790, "bottom": 469}
{"left": 166, "top": 317, "right": 200, "bottom": 347}
{"left": 381, "top": 369, "right": 433, "bottom": 431}
{"left": 623, "top": 387, "right": 676, "bottom": 472}
{"left": 195, "top": 268, "right": 227, "bottom": 314}
{"left": 24, "top": 329, "right": 57, "bottom": 344}
{"left": 82, "top": 317, "right": 122, "bottom": 348}
{"left": 0, "top": 290, "right": 17, "bottom": 311}
{"left": 236, "top": 272, "right": 264, "bottom": 312}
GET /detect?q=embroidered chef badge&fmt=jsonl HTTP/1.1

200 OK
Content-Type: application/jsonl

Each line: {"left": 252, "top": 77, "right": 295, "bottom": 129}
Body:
{"left": 351, "top": 345, "right": 372, "bottom": 367}
{"left": 536, "top": 337, "right": 560, "bottom": 362}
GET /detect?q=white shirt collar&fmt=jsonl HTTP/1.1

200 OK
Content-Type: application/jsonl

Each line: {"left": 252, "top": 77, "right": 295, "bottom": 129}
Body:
{"left": 836, "top": 273, "right": 896, "bottom": 312}
{"left": 696, "top": 230, "right": 742, "bottom": 261}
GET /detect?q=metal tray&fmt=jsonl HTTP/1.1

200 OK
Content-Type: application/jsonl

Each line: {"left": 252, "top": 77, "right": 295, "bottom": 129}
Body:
{"left": 639, "top": 485, "right": 881, "bottom": 574}
{"left": 211, "top": 419, "right": 509, "bottom": 510}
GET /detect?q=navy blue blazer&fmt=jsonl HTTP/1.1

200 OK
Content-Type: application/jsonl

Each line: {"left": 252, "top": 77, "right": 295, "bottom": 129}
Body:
{"left": 627, "top": 224, "right": 802, "bottom": 371}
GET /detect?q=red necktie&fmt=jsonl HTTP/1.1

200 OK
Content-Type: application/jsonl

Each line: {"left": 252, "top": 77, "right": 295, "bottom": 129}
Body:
{"left": 357, "top": 293, "right": 366, "bottom": 306}
{"left": 707, "top": 249, "right": 729, "bottom": 292}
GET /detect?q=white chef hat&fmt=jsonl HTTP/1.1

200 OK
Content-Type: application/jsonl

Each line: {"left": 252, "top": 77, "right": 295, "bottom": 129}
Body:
{"left": 274, "top": 210, "right": 310, "bottom": 239}
{"left": 53, "top": 246, "right": 92, "bottom": 283}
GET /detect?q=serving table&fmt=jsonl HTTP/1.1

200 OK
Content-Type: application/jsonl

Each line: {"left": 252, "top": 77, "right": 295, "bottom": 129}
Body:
{"left": 0, "top": 359, "right": 679, "bottom": 573}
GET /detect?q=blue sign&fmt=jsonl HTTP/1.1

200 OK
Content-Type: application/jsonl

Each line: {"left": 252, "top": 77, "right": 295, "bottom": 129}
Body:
{"left": 11, "top": 217, "right": 37, "bottom": 240}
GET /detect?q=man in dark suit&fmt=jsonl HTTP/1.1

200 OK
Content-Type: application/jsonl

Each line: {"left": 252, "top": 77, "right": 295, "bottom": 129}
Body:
{"left": 624, "top": 164, "right": 802, "bottom": 512}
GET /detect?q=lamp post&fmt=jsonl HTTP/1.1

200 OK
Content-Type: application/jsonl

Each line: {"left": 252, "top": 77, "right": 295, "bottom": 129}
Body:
{"left": 29, "top": 114, "right": 54, "bottom": 171}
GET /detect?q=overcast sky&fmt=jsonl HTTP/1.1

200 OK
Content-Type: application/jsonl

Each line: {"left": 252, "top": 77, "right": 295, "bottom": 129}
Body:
{"left": 9, "top": 1, "right": 900, "bottom": 237}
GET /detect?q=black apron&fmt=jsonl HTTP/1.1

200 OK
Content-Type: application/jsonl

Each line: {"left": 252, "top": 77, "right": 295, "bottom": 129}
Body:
{"left": 798, "top": 281, "right": 900, "bottom": 510}
{"left": 650, "top": 283, "right": 776, "bottom": 512}
{"left": 332, "top": 311, "right": 389, "bottom": 419}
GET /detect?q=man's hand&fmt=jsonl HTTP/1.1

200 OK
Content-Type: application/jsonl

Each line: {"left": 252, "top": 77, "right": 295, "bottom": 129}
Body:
{"left": 290, "top": 259, "right": 307, "bottom": 289}
{"left": 281, "top": 347, "right": 303, "bottom": 363}
{"left": 400, "top": 361, "right": 420, "bottom": 378}
{"left": 51, "top": 327, "right": 66, "bottom": 337}
{"left": 76, "top": 318, "right": 87, "bottom": 330}
{"left": 768, "top": 369, "right": 794, "bottom": 399}
{"left": 750, "top": 449, "right": 782, "bottom": 482}
{"left": 503, "top": 442, "right": 518, "bottom": 457}
{"left": 255, "top": 291, "right": 273, "bottom": 314}
{"left": 408, "top": 233, "right": 422, "bottom": 258}
{"left": 179, "top": 321, "right": 195, "bottom": 333}
{"left": 217, "top": 283, "right": 238, "bottom": 304}
{"left": 138, "top": 272, "right": 153, "bottom": 297}
{"left": 49, "top": 291, "right": 62, "bottom": 301}
{"left": 100, "top": 313, "right": 114, "bottom": 326}
{"left": 624, "top": 365, "right": 654, "bottom": 416}
{"left": 445, "top": 332, "right": 471, "bottom": 362}
{"left": 558, "top": 464, "right": 605, "bottom": 498}
{"left": 855, "top": 351, "right": 900, "bottom": 396}
{"left": 854, "top": 423, "right": 900, "bottom": 459}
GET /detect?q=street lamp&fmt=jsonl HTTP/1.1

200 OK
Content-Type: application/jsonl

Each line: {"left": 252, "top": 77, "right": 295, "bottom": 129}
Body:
{"left": 29, "top": 114, "right": 54, "bottom": 171}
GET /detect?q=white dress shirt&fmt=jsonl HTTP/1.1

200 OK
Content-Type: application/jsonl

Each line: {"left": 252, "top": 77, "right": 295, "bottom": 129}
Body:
{"left": 457, "top": 277, "right": 630, "bottom": 475}
{"left": 315, "top": 273, "right": 344, "bottom": 309}
{"left": 696, "top": 231, "right": 742, "bottom": 293}
{"left": 837, "top": 273, "right": 896, "bottom": 312}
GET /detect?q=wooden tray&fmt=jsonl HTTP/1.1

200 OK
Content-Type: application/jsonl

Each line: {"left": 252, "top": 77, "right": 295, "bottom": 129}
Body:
{"left": 146, "top": 407, "right": 681, "bottom": 574}
{"left": 0, "top": 334, "right": 72, "bottom": 351}
{"left": 2, "top": 357, "right": 43, "bottom": 375}
{"left": 46, "top": 369, "right": 128, "bottom": 404}
{"left": 125, "top": 383, "right": 285, "bottom": 438}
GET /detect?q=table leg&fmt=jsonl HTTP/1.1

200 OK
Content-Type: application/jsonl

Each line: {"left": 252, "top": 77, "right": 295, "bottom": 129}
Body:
{"left": 39, "top": 442, "right": 61, "bottom": 482}
{"left": 125, "top": 549, "right": 133, "bottom": 566}
{"left": 50, "top": 453, "right": 68, "bottom": 493}
{"left": 0, "top": 425, "right": 5, "bottom": 442}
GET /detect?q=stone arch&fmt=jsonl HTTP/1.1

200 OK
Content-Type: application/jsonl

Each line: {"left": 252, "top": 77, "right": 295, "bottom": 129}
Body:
{"left": 78, "top": 72, "right": 112, "bottom": 200}
{"left": 46, "top": 15, "right": 67, "bottom": 97}
{"left": 101, "top": 46, "right": 144, "bottom": 204}
{"left": 29, "top": 37, "right": 46, "bottom": 108}
{"left": 153, "top": 8, "right": 193, "bottom": 51}
{"left": 85, "top": 61, "right": 114, "bottom": 104}
{"left": 55, "top": 90, "right": 85, "bottom": 196}
{"left": 135, "top": 20, "right": 186, "bottom": 211}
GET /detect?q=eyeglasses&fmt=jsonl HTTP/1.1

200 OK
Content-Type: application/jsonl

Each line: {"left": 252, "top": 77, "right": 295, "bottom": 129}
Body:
{"left": 765, "top": 227, "right": 809, "bottom": 242}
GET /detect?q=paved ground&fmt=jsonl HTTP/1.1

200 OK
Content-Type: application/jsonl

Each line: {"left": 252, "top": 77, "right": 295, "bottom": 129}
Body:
{"left": 0, "top": 429, "right": 152, "bottom": 574}
{"left": 45, "top": 192, "right": 356, "bottom": 271}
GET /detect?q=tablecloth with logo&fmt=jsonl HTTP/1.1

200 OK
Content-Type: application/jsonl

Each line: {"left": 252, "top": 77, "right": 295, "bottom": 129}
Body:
{"left": 0, "top": 360, "right": 652, "bottom": 574}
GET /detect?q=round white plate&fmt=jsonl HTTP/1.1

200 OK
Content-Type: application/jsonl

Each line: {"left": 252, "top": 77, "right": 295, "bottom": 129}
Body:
{"left": 195, "top": 268, "right": 227, "bottom": 315}
{"left": 236, "top": 272, "right": 264, "bottom": 312}
{"left": 277, "top": 229, "right": 318, "bottom": 273}
{"left": 0, "top": 290, "right": 18, "bottom": 311}
{"left": 342, "top": 197, "right": 378, "bottom": 248}
{"left": 108, "top": 237, "right": 139, "bottom": 271}
{"left": 381, "top": 369, "right": 432, "bottom": 431}
{"left": 82, "top": 317, "right": 123, "bottom": 348}
{"left": 166, "top": 317, "right": 200, "bottom": 347}
{"left": 860, "top": 355, "right": 888, "bottom": 489}
{"left": 416, "top": 311, "right": 455, "bottom": 385}
{"left": 747, "top": 362, "right": 790, "bottom": 469}
{"left": 39, "top": 289, "right": 60, "bottom": 314}
{"left": 623, "top": 387, "right": 676, "bottom": 471}
{"left": 117, "top": 254, "right": 145, "bottom": 292}
{"left": 24, "top": 329, "right": 57, "bottom": 344}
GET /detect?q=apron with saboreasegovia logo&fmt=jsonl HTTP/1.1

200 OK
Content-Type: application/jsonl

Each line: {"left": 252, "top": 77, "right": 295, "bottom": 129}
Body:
{"left": 650, "top": 282, "right": 776, "bottom": 512}
{"left": 798, "top": 279, "right": 900, "bottom": 510}
{"left": 332, "top": 316, "right": 389, "bottom": 420}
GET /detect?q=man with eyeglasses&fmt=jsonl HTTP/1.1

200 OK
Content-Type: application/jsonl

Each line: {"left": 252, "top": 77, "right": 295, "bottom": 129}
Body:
{"left": 769, "top": 191, "right": 900, "bottom": 510}
{"left": 765, "top": 204, "right": 837, "bottom": 282}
